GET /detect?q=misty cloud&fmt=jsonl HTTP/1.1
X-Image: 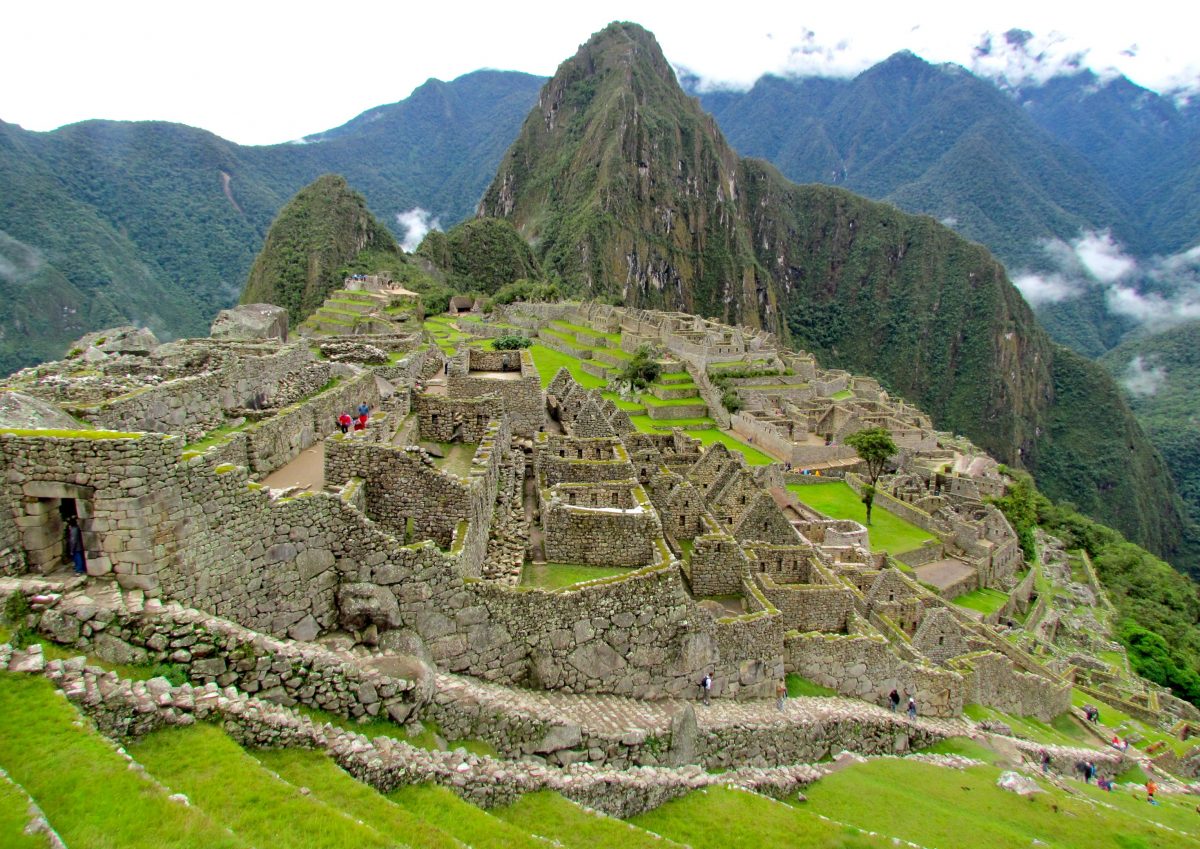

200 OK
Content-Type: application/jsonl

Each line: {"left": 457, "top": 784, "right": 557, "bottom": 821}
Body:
{"left": 0, "top": 231, "right": 45, "bottom": 284}
{"left": 1014, "top": 230, "right": 1200, "bottom": 332}
{"left": 396, "top": 208, "right": 441, "bottom": 252}
{"left": 1121, "top": 355, "right": 1167, "bottom": 396}
{"left": 971, "top": 28, "right": 1091, "bottom": 89}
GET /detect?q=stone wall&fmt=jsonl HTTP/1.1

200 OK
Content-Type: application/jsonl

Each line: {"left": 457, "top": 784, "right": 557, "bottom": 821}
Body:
{"left": 415, "top": 394, "right": 504, "bottom": 444}
{"left": 950, "top": 651, "right": 1072, "bottom": 722}
{"left": 448, "top": 349, "right": 543, "bottom": 435}
{"left": 755, "top": 573, "right": 855, "bottom": 633}
{"left": 541, "top": 485, "right": 662, "bottom": 567}
{"left": 785, "top": 630, "right": 965, "bottom": 717}
{"left": 688, "top": 533, "right": 750, "bottom": 597}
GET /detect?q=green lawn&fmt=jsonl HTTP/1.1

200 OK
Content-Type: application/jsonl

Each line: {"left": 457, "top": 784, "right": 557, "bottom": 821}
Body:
{"left": 387, "top": 784, "right": 547, "bottom": 849}
{"left": 962, "top": 703, "right": 1085, "bottom": 747}
{"left": 628, "top": 785, "right": 883, "bottom": 849}
{"left": 801, "top": 756, "right": 1200, "bottom": 849}
{"left": 0, "top": 674, "right": 246, "bottom": 849}
{"left": 786, "top": 673, "right": 837, "bottom": 697}
{"left": 0, "top": 770, "right": 46, "bottom": 849}
{"left": 130, "top": 723, "right": 395, "bottom": 849}
{"left": 951, "top": 587, "right": 1010, "bottom": 615}
{"left": 428, "top": 442, "right": 477, "bottom": 478}
{"left": 692, "top": 430, "right": 775, "bottom": 465}
{"left": 786, "top": 482, "right": 933, "bottom": 555}
{"left": 521, "top": 562, "right": 634, "bottom": 589}
{"left": 251, "top": 748, "right": 463, "bottom": 849}
{"left": 528, "top": 344, "right": 607, "bottom": 389}
{"left": 494, "top": 790, "right": 677, "bottom": 849}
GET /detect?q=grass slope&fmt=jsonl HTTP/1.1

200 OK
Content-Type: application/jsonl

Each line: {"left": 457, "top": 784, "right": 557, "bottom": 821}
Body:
{"left": 130, "top": 723, "right": 399, "bottom": 849}
{"left": 387, "top": 784, "right": 549, "bottom": 849}
{"left": 786, "top": 482, "right": 932, "bottom": 555}
{"left": 0, "top": 673, "right": 246, "bottom": 849}
{"left": 0, "top": 770, "right": 51, "bottom": 849}
{"left": 252, "top": 748, "right": 464, "bottom": 849}
{"left": 493, "top": 790, "right": 681, "bottom": 848}
{"left": 521, "top": 562, "right": 635, "bottom": 589}
{"left": 802, "top": 757, "right": 1200, "bottom": 849}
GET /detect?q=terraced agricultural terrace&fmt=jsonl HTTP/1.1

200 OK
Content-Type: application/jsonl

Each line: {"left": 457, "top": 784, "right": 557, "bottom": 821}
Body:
{"left": 1, "top": 296, "right": 1198, "bottom": 847}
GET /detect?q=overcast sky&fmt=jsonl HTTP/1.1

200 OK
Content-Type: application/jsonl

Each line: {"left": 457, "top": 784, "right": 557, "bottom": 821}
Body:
{"left": 4, "top": 0, "right": 1196, "bottom": 146}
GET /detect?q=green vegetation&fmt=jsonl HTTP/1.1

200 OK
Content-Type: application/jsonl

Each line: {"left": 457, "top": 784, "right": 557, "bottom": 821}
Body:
{"left": 490, "top": 278, "right": 563, "bottom": 306}
{"left": 521, "top": 562, "right": 634, "bottom": 589}
{"left": 617, "top": 344, "right": 662, "bottom": 390}
{"left": 628, "top": 785, "right": 881, "bottom": 849}
{"left": 844, "top": 427, "right": 898, "bottom": 525}
{"left": 0, "top": 770, "right": 46, "bottom": 848}
{"left": 417, "top": 217, "right": 541, "bottom": 294}
{"left": 130, "top": 723, "right": 397, "bottom": 849}
{"left": 801, "top": 755, "right": 1200, "bottom": 849}
{"left": 387, "top": 783, "right": 547, "bottom": 849}
{"left": 787, "top": 482, "right": 932, "bottom": 555}
{"left": 250, "top": 748, "right": 463, "bottom": 849}
{"left": 951, "top": 587, "right": 1010, "bottom": 616}
{"left": 494, "top": 790, "right": 677, "bottom": 849}
{"left": 0, "top": 674, "right": 245, "bottom": 849}
{"left": 492, "top": 334, "right": 532, "bottom": 350}
{"left": 528, "top": 343, "right": 606, "bottom": 389}
{"left": 786, "top": 673, "right": 837, "bottom": 697}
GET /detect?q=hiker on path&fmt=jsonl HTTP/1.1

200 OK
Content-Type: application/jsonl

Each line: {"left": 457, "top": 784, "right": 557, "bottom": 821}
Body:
{"left": 338, "top": 412, "right": 353, "bottom": 434}
{"left": 906, "top": 695, "right": 917, "bottom": 719}
{"left": 1147, "top": 779, "right": 1159, "bottom": 804}
{"left": 358, "top": 401, "right": 370, "bottom": 420}
{"left": 1040, "top": 749, "right": 1051, "bottom": 774}
{"left": 65, "top": 516, "right": 86, "bottom": 574}
{"left": 701, "top": 672, "right": 713, "bottom": 706}
{"left": 888, "top": 689, "right": 901, "bottom": 712}
{"left": 776, "top": 679, "right": 787, "bottom": 711}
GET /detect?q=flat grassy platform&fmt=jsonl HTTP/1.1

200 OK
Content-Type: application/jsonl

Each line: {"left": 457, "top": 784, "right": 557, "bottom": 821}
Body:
{"left": 952, "top": 587, "right": 1010, "bottom": 615}
{"left": 521, "top": 562, "right": 634, "bottom": 589}
{"left": 786, "top": 482, "right": 932, "bottom": 555}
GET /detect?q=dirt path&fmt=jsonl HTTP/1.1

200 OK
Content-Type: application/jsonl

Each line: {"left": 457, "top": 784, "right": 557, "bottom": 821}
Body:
{"left": 260, "top": 441, "right": 325, "bottom": 492}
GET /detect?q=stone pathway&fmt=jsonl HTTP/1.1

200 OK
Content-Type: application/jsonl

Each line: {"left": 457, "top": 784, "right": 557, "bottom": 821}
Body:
{"left": 913, "top": 558, "right": 976, "bottom": 592}
{"left": 260, "top": 440, "right": 326, "bottom": 492}
{"left": 433, "top": 669, "right": 967, "bottom": 740}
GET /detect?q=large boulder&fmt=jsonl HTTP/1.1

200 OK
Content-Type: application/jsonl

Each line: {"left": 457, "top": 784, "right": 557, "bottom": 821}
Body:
{"left": 0, "top": 391, "right": 81, "bottom": 430}
{"left": 69, "top": 326, "right": 159, "bottom": 357}
{"left": 337, "top": 583, "right": 402, "bottom": 631}
{"left": 209, "top": 304, "right": 289, "bottom": 342}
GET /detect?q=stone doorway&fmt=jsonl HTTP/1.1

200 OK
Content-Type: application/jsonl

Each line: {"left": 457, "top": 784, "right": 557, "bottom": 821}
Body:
{"left": 17, "top": 482, "right": 98, "bottom": 575}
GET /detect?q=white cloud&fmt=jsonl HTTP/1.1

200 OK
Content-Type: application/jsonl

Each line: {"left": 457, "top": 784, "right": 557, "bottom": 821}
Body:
{"left": 0, "top": 231, "right": 45, "bottom": 284}
{"left": 1017, "top": 229, "right": 1200, "bottom": 332}
{"left": 396, "top": 208, "right": 440, "bottom": 252}
{"left": 1013, "top": 272, "right": 1077, "bottom": 306}
{"left": 1120, "top": 355, "right": 1167, "bottom": 396}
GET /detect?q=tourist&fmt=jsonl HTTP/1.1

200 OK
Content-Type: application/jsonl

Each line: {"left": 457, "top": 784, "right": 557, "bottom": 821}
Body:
{"left": 1146, "top": 779, "right": 1158, "bottom": 804}
{"left": 907, "top": 695, "right": 917, "bottom": 719}
{"left": 1085, "top": 761, "right": 1096, "bottom": 784}
{"left": 338, "top": 412, "right": 353, "bottom": 434}
{"left": 354, "top": 414, "right": 367, "bottom": 431}
{"left": 358, "top": 401, "right": 370, "bottom": 420}
{"left": 776, "top": 679, "right": 787, "bottom": 711}
{"left": 888, "top": 689, "right": 900, "bottom": 712}
{"left": 1098, "top": 776, "right": 1114, "bottom": 791}
{"left": 1040, "top": 749, "right": 1051, "bottom": 774}
{"left": 65, "top": 516, "right": 86, "bottom": 574}
{"left": 701, "top": 672, "right": 713, "bottom": 706}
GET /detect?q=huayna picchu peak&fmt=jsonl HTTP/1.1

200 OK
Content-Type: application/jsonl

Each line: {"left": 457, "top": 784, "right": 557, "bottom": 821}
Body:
{"left": 481, "top": 22, "right": 1196, "bottom": 571}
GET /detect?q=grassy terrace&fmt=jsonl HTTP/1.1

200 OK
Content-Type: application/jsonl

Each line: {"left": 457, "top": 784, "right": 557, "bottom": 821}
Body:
{"left": 786, "top": 482, "right": 932, "bottom": 555}
{"left": 521, "top": 562, "right": 634, "bottom": 589}
{"left": 951, "top": 586, "right": 1010, "bottom": 615}
{"left": 428, "top": 441, "right": 477, "bottom": 478}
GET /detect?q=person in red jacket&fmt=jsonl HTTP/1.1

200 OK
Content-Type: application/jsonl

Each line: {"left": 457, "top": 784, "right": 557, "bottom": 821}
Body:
{"left": 337, "top": 412, "right": 353, "bottom": 434}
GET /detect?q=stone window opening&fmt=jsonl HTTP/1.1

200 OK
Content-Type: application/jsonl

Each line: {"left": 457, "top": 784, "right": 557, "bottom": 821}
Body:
{"left": 568, "top": 492, "right": 576, "bottom": 505}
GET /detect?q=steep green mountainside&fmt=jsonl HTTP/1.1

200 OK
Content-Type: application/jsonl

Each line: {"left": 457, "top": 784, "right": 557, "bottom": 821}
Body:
{"left": 480, "top": 21, "right": 1196, "bottom": 572}
{"left": 240, "top": 175, "right": 417, "bottom": 325}
{"left": 416, "top": 217, "right": 541, "bottom": 294}
{"left": 1099, "top": 321, "right": 1200, "bottom": 531}
{"left": 0, "top": 71, "right": 542, "bottom": 372}
{"left": 696, "top": 54, "right": 1136, "bottom": 269}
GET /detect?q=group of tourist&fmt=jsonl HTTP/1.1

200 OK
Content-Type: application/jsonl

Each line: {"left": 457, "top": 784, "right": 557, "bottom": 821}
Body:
{"left": 337, "top": 403, "right": 371, "bottom": 434}
{"left": 887, "top": 688, "right": 918, "bottom": 718}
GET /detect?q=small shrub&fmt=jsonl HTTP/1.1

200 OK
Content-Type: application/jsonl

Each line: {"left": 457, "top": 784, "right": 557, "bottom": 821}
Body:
{"left": 493, "top": 334, "right": 532, "bottom": 350}
{"left": 619, "top": 344, "right": 661, "bottom": 390}
{"left": 721, "top": 388, "right": 744, "bottom": 413}
{"left": 149, "top": 663, "right": 189, "bottom": 686}
{"left": 3, "top": 591, "right": 30, "bottom": 625}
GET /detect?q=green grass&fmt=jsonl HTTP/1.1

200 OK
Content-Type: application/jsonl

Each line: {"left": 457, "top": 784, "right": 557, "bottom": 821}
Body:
{"left": 786, "top": 482, "right": 933, "bottom": 555}
{"left": 951, "top": 587, "right": 1010, "bottom": 615}
{"left": 831, "top": 389, "right": 854, "bottom": 400}
{"left": 628, "top": 414, "right": 715, "bottom": 430}
{"left": 802, "top": 756, "right": 1200, "bottom": 849}
{"left": 692, "top": 430, "right": 775, "bottom": 465}
{"left": 494, "top": 790, "right": 678, "bottom": 849}
{"left": 915, "top": 736, "right": 1001, "bottom": 764}
{"left": 0, "top": 771, "right": 52, "bottom": 849}
{"left": 1069, "top": 689, "right": 1194, "bottom": 755}
{"left": 428, "top": 442, "right": 477, "bottom": 478}
{"left": 521, "top": 562, "right": 634, "bottom": 589}
{"left": 130, "top": 723, "right": 396, "bottom": 849}
{"left": 549, "top": 320, "right": 622, "bottom": 343}
{"left": 962, "top": 703, "right": 1083, "bottom": 747}
{"left": 786, "top": 673, "right": 837, "bottom": 697}
{"left": 640, "top": 394, "right": 707, "bottom": 407}
{"left": 251, "top": 748, "right": 464, "bottom": 849}
{"left": 183, "top": 419, "right": 254, "bottom": 452}
{"left": 528, "top": 344, "right": 607, "bottom": 389}
{"left": 0, "top": 673, "right": 246, "bottom": 849}
{"left": 387, "top": 784, "right": 547, "bottom": 849}
{"left": 628, "top": 785, "right": 882, "bottom": 849}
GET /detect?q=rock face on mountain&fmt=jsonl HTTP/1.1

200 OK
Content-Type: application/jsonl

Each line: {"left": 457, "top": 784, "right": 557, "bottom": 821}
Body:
{"left": 479, "top": 21, "right": 1195, "bottom": 570}
{"left": 240, "top": 175, "right": 401, "bottom": 325}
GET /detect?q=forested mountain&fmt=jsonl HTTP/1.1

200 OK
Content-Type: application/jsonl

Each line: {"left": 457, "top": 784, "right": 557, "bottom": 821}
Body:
{"left": 479, "top": 22, "right": 1196, "bottom": 571}
{"left": 0, "top": 71, "right": 543, "bottom": 373}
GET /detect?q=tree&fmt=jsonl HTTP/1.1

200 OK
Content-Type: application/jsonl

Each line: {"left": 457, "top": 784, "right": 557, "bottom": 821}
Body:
{"left": 845, "top": 427, "right": 898, "bottom": 525}
{"left": 618, "top": 344, "right": 661, "bottom": 390}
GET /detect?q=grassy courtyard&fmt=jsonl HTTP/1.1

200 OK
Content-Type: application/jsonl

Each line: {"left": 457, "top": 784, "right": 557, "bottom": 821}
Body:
{"left": 786, "top": 482, "right": 933, "bottom": 555}
{"left": 520, "top": 562, "right": 634, "bottom": 589}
